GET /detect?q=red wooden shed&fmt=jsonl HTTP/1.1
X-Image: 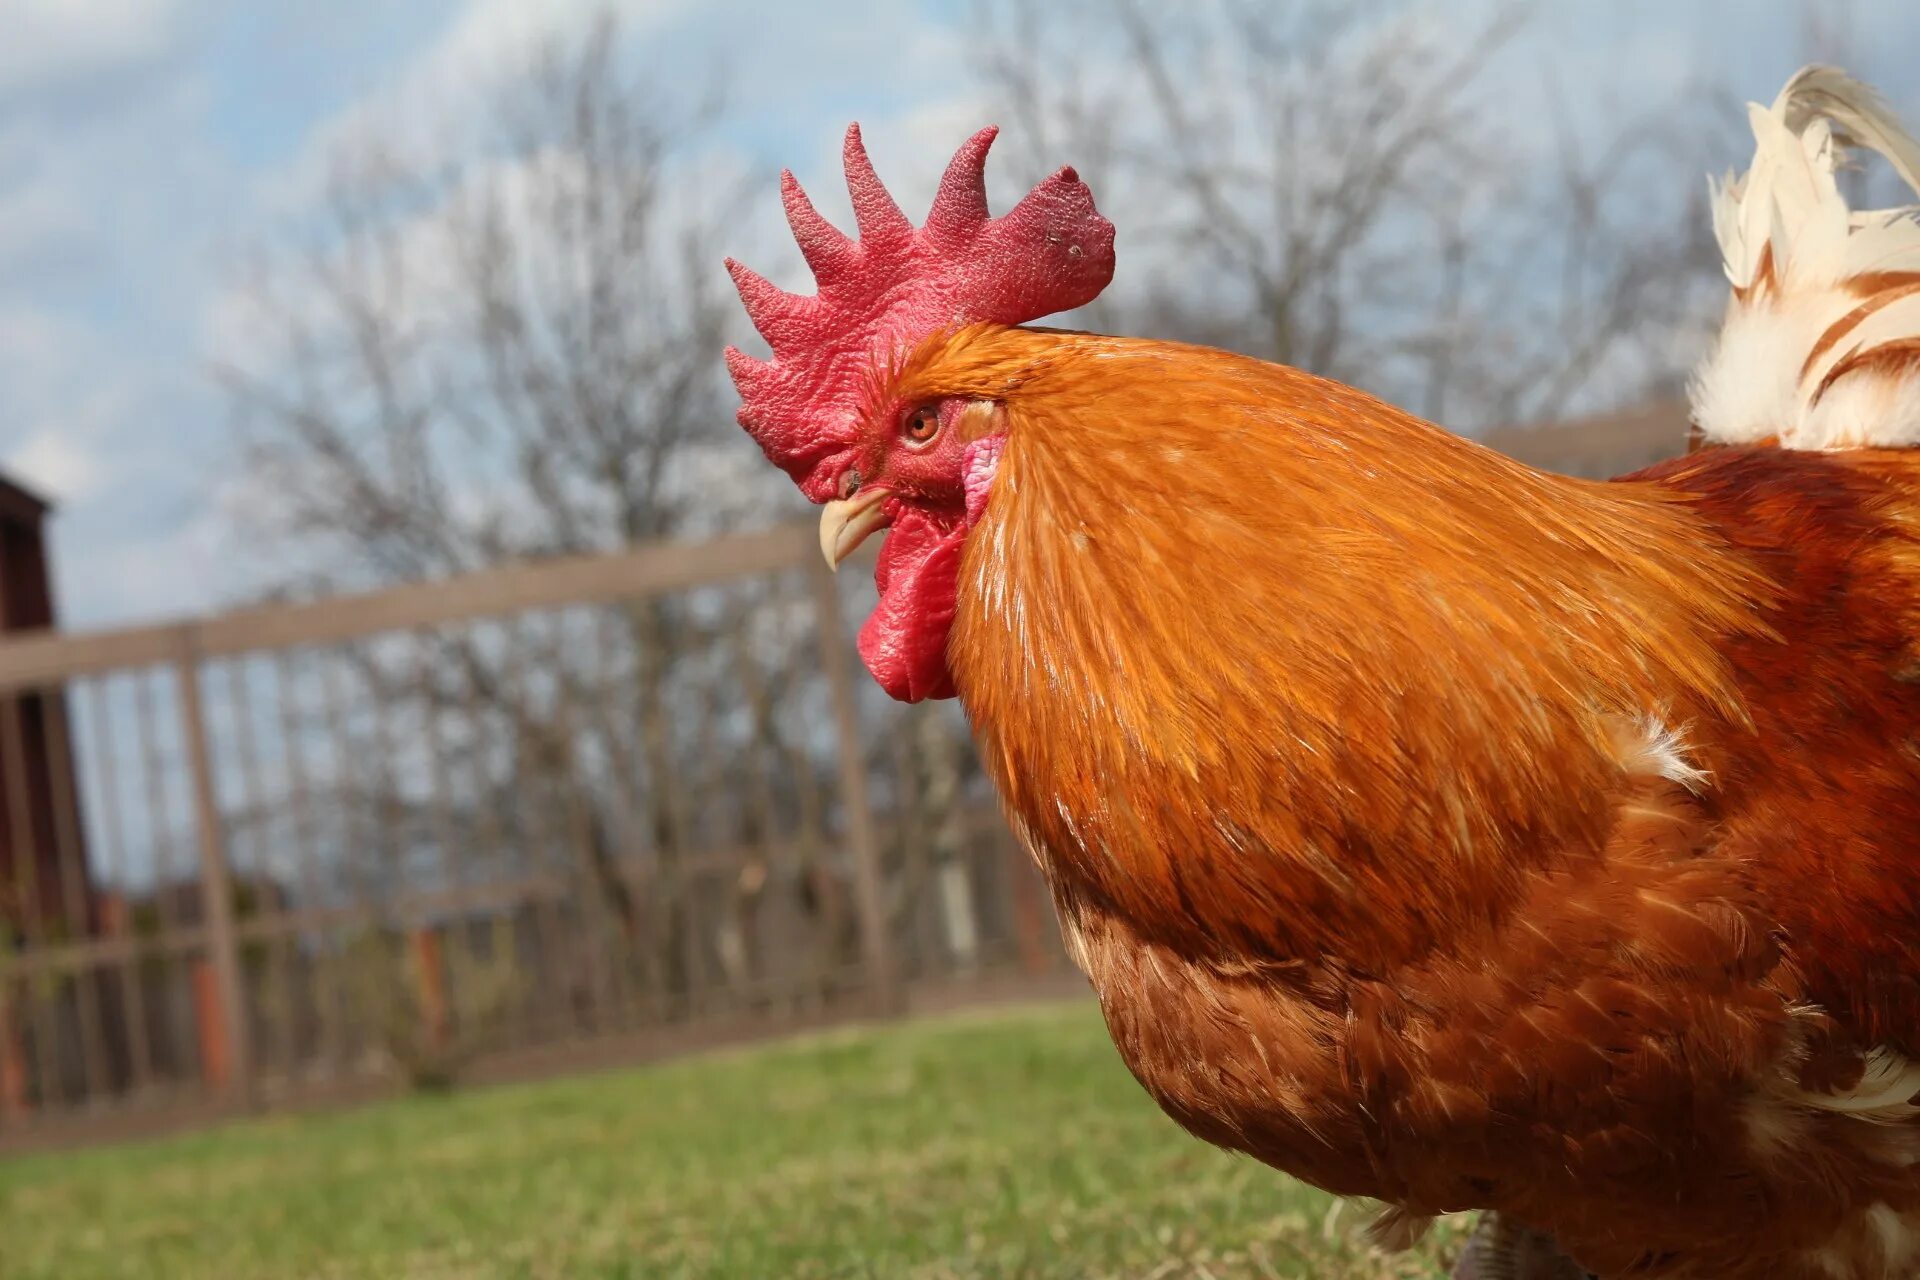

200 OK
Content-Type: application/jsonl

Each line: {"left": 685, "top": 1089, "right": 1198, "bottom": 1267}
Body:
{"left": 0, "top": 472, "right": 92, "bottom": 940}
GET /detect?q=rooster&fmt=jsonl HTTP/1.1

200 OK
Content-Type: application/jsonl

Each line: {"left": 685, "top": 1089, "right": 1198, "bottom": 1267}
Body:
{"left": 724, "top": 67, "right": 1920, "bottom": 1280}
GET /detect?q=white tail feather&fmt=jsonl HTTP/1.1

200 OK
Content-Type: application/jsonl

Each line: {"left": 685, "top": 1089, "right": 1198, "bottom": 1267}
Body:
{"left": 1691, "top": 66, "right": 1920, "bottom": 450}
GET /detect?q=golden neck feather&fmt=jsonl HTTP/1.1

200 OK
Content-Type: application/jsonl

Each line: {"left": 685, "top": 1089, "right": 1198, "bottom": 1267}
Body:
{"left": 911, "top": 327, "right": 1765, "bottom": 965}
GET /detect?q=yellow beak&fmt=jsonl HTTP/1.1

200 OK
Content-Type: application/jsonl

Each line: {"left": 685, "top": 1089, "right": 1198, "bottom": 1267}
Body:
{"left": 818, "top": 487, "right": 893, "bottom": 570}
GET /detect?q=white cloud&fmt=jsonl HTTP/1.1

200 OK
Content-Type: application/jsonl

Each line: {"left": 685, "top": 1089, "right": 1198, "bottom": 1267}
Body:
{"left": 82, "top": 495, "right": 235, "bottom": 621}
{"left": 6, "top": 429, "right": 101, "bottom": 502}
{"left": 419, "top": 0, "right": 688, "bottom": 95}
{"left": 0, "top": 302, "right": 85, "bottom": 384}
{"left": 0, "top": 305, "right": 132, "bottom": 497}
{"left": 0, "top": 162, "right": 87, "bottom": 270}
{"left": 0, "top": 0, "right": 187, "bottom": 100}
{"left": 258, "top": 0, "right": 693, "bottom": 218}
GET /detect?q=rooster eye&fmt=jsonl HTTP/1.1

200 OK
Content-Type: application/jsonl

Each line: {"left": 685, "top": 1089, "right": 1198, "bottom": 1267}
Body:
{"left": 903, "top": 405, "right": 940, "bottom": 445}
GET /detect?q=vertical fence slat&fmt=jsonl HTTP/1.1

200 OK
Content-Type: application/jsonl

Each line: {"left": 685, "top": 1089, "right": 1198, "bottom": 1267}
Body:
{"left": 0, "top": 985, "right": 25, "bottom": 1122}
{"left": 85, "top": 678, "right": 152, "bottom": 1094}
{"left": 546, "top": 613, "right": 618, "bottom": 1033}
{"left": 455, "top": 629, "right": 526, "bottom": 1041}
{"left": 174, "top": 649, "right": 252, "bottom": 1106}
{"left": 0, "top": 694, "right": 29, "bottom": 1113}
{"left": 0, "top": 694, "right": 61, "bottom": 1110}
{"left": 132, "top": 665, "right": 191, "bottom": 1097}
{"left": 789, "top": 742, "right": 829, "bottom": 1012}
{"left": 315, "top": 650, "right": 366, "bottom": 1069}
{"left": 808, "top": 561, "right": 900, "bottom": 1016}
{"left": 892, "top": 710, "right": 929, "bottom": 981}
{"left": 727, "top": 611, "right": 781, "bottom": 1005}
{"left": 271, "top": 649, "right": 331, "bottom": 1076}
{"left": 415, "top": 632, "right": 460, "bottom": 1058}
{"left": 362, "top": 635, "right": 436, "bottom": 1082}
{"left": 501, "top": 615, "right": 570, "bottom": 1043}
{"left": 692, "top": 656, "right": 734, "bottom": 1013}
{"left": 585, "top": 606, "right": 639, "bottom": 1027}
{"left": 621, "top": 598, "right": 699, "bottom": 1023}
{"left": 226, "top": 658, "right": 299, "bottom": 1084}
{"left": 0, "top": 696, "right": 41, "bottom": 941}
{"left": 41, "top": 687, "right": 110, "bottom": 1103}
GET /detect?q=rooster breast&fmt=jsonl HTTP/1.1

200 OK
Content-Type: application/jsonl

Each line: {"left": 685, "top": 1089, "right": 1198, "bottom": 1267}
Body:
{"left": 1051, "top": 766, "right": 1920, "bottom": 1278}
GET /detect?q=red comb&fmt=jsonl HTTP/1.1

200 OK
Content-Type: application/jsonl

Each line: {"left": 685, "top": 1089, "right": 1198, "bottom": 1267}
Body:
{"left": 725, "top": 123, "right": 1116, "bottom": 500}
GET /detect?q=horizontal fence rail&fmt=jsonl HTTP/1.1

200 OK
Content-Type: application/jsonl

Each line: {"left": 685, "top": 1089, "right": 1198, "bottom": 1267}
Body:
{"left": 0, "top": 523, "right": 1060, "bottom": 1148}
{"left": 0, "top": 526, "right": 818, "bottom": 694}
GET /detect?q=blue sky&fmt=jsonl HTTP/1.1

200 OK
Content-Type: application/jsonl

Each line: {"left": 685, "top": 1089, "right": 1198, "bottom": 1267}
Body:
{"left": 1, "top": 0, "right": 1916, "bottom": 630}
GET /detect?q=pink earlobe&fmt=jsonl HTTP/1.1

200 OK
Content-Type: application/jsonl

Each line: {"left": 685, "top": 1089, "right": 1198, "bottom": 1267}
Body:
{"left": 964, "top": 434, "right": 1008, "bottom": 528}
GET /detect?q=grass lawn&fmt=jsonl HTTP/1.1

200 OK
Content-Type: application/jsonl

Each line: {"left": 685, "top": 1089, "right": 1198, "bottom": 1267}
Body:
{"left": 0, "top": 999, "right": 1465, "bottom": 1279}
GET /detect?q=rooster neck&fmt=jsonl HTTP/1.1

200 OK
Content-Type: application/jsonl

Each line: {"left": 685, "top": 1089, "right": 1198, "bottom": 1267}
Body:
{"left": 938, "top": 336, "right": 1765, "bottom": 967}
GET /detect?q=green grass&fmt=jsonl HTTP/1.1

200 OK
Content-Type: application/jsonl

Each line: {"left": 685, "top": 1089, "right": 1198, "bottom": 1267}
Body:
{"left": 0, "top": 1000, "right": 1464, "bottom": 1279}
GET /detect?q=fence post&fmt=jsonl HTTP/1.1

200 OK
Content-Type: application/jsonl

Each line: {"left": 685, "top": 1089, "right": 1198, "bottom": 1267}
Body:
{"left": 808, "top": 558, "right": 902, "bottom": 1016}
{"left": 0, "top": 988, "right": 25, "bottom": 1119}
{"left": 174, "top": 636, "right": 253, "bottom": 1106}
{"left": 1007, "top": 846, "right": 1053, "bottom": 977}
{"left": 411, "top": 927, "right": 447, "bottom": 1051}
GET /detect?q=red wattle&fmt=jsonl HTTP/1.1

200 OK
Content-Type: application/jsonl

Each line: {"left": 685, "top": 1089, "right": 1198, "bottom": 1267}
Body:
{"left": 858, "top": 509, "right": 965, "bottom": 702}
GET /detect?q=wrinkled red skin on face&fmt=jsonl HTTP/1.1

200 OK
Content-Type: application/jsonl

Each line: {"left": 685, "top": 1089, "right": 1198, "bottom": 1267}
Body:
{"left": 856, "top": 433, "right": 1006, "bottom": 702}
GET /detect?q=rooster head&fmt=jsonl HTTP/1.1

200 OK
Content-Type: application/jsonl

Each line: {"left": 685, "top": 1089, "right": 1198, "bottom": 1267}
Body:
{"left": 724, "top": 125, "right": 1114, "bottom": 701}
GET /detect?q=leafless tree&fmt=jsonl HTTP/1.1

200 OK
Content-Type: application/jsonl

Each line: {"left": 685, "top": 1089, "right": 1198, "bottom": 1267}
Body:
{"left": 215, "top": 15, "right": 839, "bottom": 1011}
{"left": 974, "top": 0, "right": 1734, "bottom": 429}
{"left": 220, "top": 19, "right": 760, "bottom": 580}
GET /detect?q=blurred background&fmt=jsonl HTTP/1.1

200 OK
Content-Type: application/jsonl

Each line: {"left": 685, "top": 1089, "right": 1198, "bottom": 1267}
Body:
{"left": 0, "top": 2, "right": 1914, "bottom": 1277}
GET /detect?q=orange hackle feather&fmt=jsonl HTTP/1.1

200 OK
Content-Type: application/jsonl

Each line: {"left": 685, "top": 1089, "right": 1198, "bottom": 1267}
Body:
{"left": 913, "top": 325, "right": 1768, "bottom": 967}
{"left": 877, "top": 323, "right": 1920, "bottom": 1278}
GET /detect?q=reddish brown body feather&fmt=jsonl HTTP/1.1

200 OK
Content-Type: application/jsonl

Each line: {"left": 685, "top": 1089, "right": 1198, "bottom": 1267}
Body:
{"left": 909, "top": 326, "right": 1920, "bottom": 1278}
{"left": 1635, "top": 448, "right": 1920, "bottom": 1056}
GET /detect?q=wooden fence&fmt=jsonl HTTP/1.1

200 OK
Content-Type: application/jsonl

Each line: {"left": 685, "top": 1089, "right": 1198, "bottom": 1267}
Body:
{"left": 0, "top": 523, "right": 1060, "bottom": 1148}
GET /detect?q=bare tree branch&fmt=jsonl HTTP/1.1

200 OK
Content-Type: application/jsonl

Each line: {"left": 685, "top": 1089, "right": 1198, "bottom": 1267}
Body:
{"left": 213, "top": 13, "right": 826, "bottom": 1011}
{"left": 971, "top": 0, "right": 1733, "bottom": 429}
